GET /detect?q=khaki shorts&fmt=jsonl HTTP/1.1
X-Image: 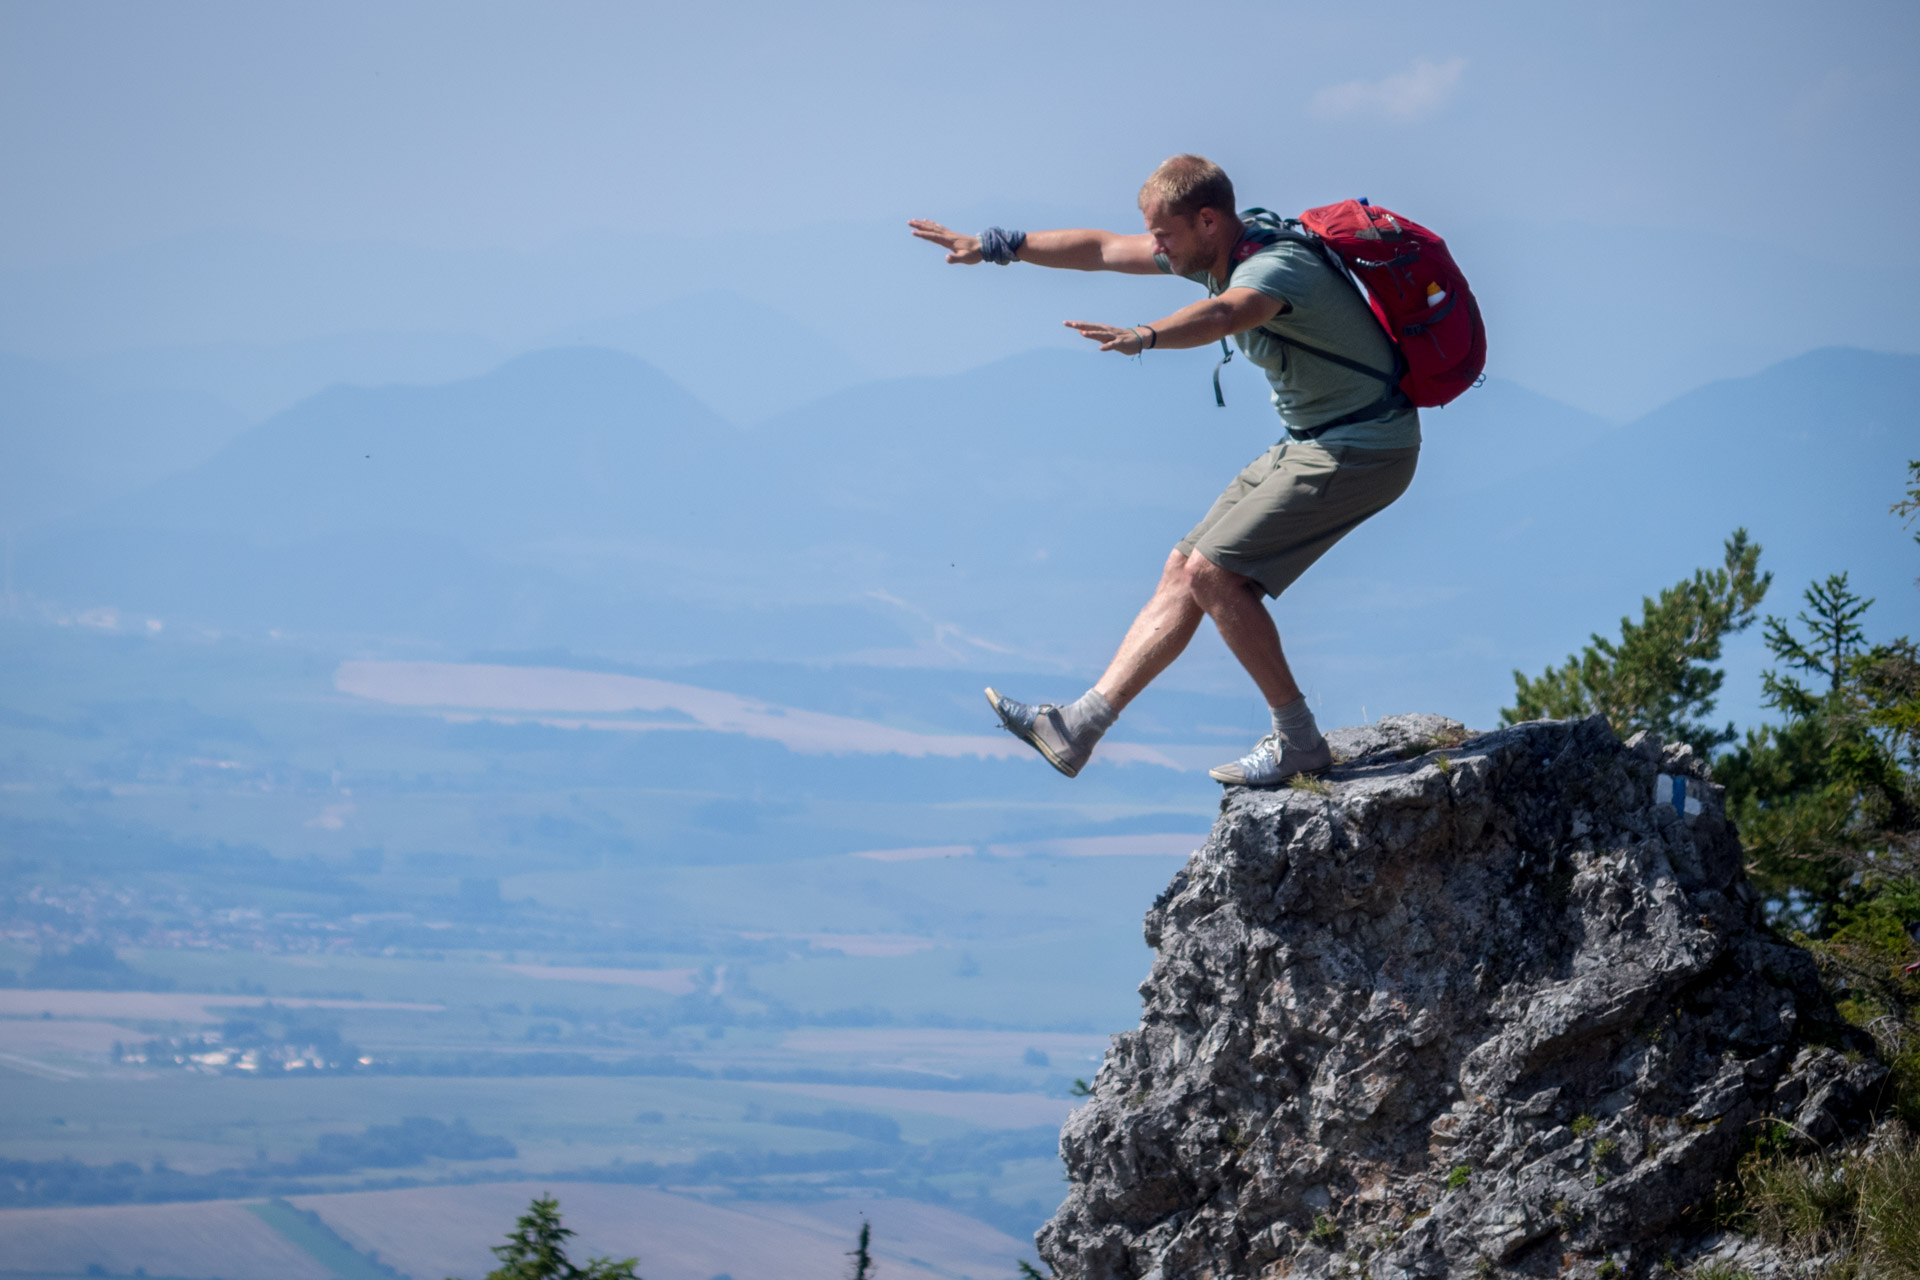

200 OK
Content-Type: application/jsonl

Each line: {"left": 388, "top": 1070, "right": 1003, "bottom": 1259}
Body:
{"left": 1175, "top": 440, "right": 1419, "bottom": 597}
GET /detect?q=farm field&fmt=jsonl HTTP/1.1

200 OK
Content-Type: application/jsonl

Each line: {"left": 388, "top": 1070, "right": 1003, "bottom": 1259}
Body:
{"left": 295, "top": 1182, "right": 1027, "bottom": 1280}
{"left": 0, "top": 965, "right": 1109, "bottom": 1096}
{"left": 743, "top": 1081, "right": 1079, "bottom": 1129}
{"left": 0, "top": 991, "right": 444, "bottom": 1021}
{"left": 0, "top": 1185, "right": 1028, "bottom": 1280}
{"left": 0, "top": 1199, "right": 334, "bottom": 1280}
{"left": 0, "top": 1069, "right": 988, "bottom": 1172}
{"left": 0, "top": 625, "right": 1202, "bottom": 1274}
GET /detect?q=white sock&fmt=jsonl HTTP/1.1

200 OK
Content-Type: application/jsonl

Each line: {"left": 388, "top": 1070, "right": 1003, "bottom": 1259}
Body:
{"left": 1061, "top": 689, "right": 1117, "bottom": 745}
{"left": 1271, "top": 696, "right": 1321, "bottom": 748}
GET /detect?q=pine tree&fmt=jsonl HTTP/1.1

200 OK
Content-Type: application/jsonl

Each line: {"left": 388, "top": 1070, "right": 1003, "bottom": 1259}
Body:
{"left": 848, "top": 1219, "right": 875, "bottom": 1280}
{"left": 1893, "top": 458, "right": 1920, "bottom": 558}
{"left": 464, "top": 1196, "right": 642, "bottom": 1280}
{"left": 1503, "top": 529, "right": 1770, "bottom": 749}
{"left": 1718, "top": 571, "right": 1919, "bottom": 926}
{"left": 1761, "top": 572, "right": 1873, "bottom": 700}
{"left": 1515, "top": 460, "right": 1920, "bottom": 1134}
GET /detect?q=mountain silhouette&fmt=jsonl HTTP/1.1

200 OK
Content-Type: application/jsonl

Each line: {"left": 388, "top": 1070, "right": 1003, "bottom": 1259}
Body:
{"left": 16, "top": 345, "right": 1917, "bottom": 727}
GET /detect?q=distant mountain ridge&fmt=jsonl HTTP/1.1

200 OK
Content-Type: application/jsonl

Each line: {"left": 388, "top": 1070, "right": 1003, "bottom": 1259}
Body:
{"left": 23, "top": 289, "right": 871, "bottom": 430}
{"left": 73, "top": 346, "right": 739, "bottom": 549}
{"left": 14, "top": 344, "right": 1918, "bottom": 730}
{"left": 6, "top": 217, "right": 1915, "bottom": 422}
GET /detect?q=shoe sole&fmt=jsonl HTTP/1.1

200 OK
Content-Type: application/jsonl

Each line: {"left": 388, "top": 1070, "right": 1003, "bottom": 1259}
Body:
{"left": 984, "top": 687, "right": 1080, "bottom": 778}
{"left": 1208, "top": 759, "right": 1332, "bottom": 787}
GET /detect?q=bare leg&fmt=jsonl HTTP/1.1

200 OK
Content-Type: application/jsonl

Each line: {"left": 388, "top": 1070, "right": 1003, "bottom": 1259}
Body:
{"left": 1091, "top": 549, "right": 1303, "bottom": 716}
{"left": 1092, "top": 550, "right": 1207, "bottom": 712}
{"left": 1184, "top": 553, "right": 1302, "bottom": 710}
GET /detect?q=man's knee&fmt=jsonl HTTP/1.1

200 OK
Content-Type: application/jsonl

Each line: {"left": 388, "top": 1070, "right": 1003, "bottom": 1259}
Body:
{"left": 1157, "top": 548, "right": 1197, "bottom": 594}
{"left": 1184, "top": 552, "right": 1258, "bottom": 609}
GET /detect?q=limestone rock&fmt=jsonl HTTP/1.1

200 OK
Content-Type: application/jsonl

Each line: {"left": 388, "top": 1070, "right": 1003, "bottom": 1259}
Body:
{"left": 1040, "top": 715, "right": 1879, "bottom": 1279}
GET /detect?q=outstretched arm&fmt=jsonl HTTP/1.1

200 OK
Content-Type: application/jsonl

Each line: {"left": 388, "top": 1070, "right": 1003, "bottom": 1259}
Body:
{"left": 908, "top": 220, "right": 1161, "bottom": 274}
{"left": 1066, "top": 287, "right": 1285, "bottom": 356}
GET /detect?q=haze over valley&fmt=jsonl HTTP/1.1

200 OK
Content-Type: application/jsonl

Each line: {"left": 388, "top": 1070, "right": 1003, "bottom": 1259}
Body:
{"left": 4, "top": 4, "right": 1918, "bottom": 1275}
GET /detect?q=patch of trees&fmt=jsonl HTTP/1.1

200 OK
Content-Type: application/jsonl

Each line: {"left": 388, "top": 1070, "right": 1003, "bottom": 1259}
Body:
{"left": 742, "top": 1104, "right": 903, "bottom": 1144}
{"left": 0, "top": 1156, "right": 261, "bottom": 1208}
{"left": 0, "top": 1121, "right": 1058, "bottom": 1242}
{"left": 1507, "top": 459, "right": 1920, "bottom": 1124}
{"left": 557, "top": 1124, "right": 1060, "bottom": 1240}
{"left": 0, "top": 818, "right": 365, "bottom": 898}
{"left": 24, "top": 941, "right": 174, "bottom": 991}
{"left": 289, "top": 1116, "right": 515, "bottom": 1174}
{"left": 366, "top": 1049, "right": 1032, "bottom": 1094}
{"left": 0, "top": 1118, "right": 515, "bottom": 1208}
{"left": 1509, "top": 459, "right": 1920, "bottom": 1263}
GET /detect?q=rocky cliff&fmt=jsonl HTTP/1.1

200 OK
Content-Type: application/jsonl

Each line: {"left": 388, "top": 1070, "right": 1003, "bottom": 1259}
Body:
{"left": 1041, "top": 715, "right": 1885, "bottom": 1279}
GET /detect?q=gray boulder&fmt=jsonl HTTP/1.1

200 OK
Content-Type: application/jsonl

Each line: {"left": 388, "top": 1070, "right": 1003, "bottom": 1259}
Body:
{"left": 1040, "top": 714, "right": 1881, "bottom": 1279}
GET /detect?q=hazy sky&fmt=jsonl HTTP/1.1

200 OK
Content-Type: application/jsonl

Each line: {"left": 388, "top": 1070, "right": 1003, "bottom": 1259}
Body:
{"left": 4, "top": 1, "right": 1918, "bottom": 415}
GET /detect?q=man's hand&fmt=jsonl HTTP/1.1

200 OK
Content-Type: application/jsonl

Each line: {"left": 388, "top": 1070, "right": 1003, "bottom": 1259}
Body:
{"left": 1066, "top": 289, "right": 1284, "bottom": 356}
{"left": 1065, "top": 321, "right": 1146, "bottom": 355}
{"left": 909, "top": 219, "right": 983, "bottom": 265}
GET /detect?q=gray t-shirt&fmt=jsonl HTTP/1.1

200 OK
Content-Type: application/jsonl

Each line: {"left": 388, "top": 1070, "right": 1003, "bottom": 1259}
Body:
{"left": 1158, "top": 237, "right": 1420, "bottom": 450}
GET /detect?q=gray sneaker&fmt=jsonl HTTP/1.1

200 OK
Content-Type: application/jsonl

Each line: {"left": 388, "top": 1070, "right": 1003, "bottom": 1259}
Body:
{"left": 1209, "top": 732, "right": 1332, "bottom": 786}
{"left": 985, "top": 687, "right": 1090, "bottom": 778}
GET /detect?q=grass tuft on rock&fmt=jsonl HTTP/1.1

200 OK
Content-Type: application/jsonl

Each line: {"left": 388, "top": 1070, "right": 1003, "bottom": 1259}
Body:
{"left": 1727, "top": 1127, "right": 1920, "bottom": 1277}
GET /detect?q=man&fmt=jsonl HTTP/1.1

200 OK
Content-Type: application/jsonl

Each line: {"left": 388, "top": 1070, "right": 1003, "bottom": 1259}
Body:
{"left": 909, "top": 154, "right": 1419, "bottom": 786}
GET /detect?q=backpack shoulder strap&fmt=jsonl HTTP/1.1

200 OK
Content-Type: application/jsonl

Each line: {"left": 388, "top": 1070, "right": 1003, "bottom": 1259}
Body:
{"left": 1213, "top": 208, "right": 1401, "bottom": 404}
{"left": 1244, "top": 207, "right": 1402, "bottom": 386}
{"left": 1235, "top": 208, "right": 1318, "bottom": 255}
{"left": 1271, "top": 332, "right": 1402, "bottom": 387}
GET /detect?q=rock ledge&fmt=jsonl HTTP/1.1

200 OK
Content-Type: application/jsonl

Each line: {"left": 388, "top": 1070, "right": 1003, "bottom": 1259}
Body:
{"left": 1041, "top": 714, "right": 1881, "bottom": 1279}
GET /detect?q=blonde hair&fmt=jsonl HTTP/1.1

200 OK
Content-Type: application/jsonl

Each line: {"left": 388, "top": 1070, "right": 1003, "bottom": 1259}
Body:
{"left": 1138, "top": 154, "right": 1236, "bottom": 218}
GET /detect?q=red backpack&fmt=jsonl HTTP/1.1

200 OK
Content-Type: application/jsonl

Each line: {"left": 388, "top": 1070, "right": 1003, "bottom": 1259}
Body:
{"left": 1230, "top": 200, "right": 1486, "bottom": 411}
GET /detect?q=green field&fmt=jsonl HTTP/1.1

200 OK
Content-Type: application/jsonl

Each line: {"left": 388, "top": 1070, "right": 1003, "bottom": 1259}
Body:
{"left": 0, "top": 620, "right": 1203, "bottom": 1275}
{"left": 248, "top": 1199, "right": 399, "bottom": 1280}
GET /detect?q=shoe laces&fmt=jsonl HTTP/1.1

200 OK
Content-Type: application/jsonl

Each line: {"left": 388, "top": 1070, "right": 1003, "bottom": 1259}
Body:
{"left": 1238, "top": 732, "right": 1280, "bottom": 767}
{"left": 997, "top": 695, "right": 1052, "bottom": 732}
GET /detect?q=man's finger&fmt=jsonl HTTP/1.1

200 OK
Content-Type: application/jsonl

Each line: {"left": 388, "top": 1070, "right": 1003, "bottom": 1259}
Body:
{"left": 909, "top": 221, "right": 964, "bottom": 249}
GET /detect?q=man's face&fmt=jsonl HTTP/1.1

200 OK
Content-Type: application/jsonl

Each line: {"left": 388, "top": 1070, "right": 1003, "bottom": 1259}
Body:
{"left": 1143, "top": 202, "right": 1218, "bottom": 276}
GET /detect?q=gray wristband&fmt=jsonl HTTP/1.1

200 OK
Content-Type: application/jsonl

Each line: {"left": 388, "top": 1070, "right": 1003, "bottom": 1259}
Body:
{"left": 978, "top": 226, "right": 1027, "bottom": 265}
